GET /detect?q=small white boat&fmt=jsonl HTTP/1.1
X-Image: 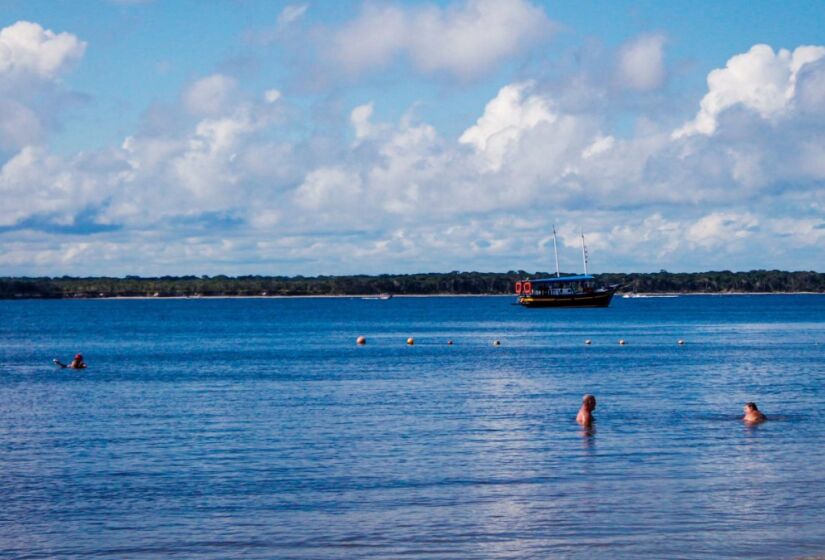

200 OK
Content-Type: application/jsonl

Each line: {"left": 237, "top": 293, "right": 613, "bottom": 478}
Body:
{"left": 623, "top": 293, "right": 678, "bottom": 298}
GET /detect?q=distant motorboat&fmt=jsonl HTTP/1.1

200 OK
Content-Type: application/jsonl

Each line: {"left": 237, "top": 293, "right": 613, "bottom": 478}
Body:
{"left": 622, "top": 293, "right": 679, "bottom": 299}
{"left": 362, "top": 293, "right": 393, "bottom": 300}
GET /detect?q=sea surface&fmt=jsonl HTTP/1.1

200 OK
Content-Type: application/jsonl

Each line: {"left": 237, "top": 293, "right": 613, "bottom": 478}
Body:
{"left": 1, "top": 295, "right": 824, "bottom": 559}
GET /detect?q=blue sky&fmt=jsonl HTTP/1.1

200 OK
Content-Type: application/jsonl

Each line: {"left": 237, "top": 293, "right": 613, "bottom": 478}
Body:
{"left": 1, "top": 0, "right": 824, "bottom": 275}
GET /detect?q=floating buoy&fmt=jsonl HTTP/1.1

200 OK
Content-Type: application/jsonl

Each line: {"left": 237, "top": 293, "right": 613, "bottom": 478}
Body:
{"left": 447, "top": 340, "right": 453, "bottom": 345}
{"left": 356, "top": 336, "right": 366, "bottom": 345}
{"left": 493, "top": 340, "right": 501, "bottom": 346}
{"left": 407, "top": 337, "right": 415, "bottom": 345}
{"left": 585, "top": 339, "right": 592, "bottom": 345}
{"left": 618, "top": 339, "right": 626, "bottom": 345}
{"left": 678, "top": 339, "right": 685, "bottom": 345}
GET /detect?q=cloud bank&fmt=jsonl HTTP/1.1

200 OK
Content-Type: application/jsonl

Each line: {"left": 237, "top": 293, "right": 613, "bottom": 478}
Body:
{"left": 0, "top": 11, "right": 823, "bottom": 275}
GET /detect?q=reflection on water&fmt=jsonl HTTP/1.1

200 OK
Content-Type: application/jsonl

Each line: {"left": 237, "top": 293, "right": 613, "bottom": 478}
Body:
{"left": 0, "top": 295, "right": 824, "bottom": 559}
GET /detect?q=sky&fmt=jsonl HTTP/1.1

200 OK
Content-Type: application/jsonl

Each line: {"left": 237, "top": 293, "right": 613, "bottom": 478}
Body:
{"left": 1, "top": 0, "right": 824, "bottom": 276}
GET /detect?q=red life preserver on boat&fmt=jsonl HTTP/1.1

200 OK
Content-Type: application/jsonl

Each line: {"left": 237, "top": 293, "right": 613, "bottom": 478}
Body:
{"left": 515, "top": 281, "right": 522, "bottom": 295}
{"left": 522, "top": 281, "right": 532, "bottom": 295}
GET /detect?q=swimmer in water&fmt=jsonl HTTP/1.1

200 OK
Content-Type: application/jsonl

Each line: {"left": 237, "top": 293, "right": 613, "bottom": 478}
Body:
{"left": 743, "top": 402, "right": 766, "bottom": 424}
{"left": 53, "top": 354, "right": 87, "bottom": 369}
{"left": 576, "top": 394, "right": 596, "bottom": 427}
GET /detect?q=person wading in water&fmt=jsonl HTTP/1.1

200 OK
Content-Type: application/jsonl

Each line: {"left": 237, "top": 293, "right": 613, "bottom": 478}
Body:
{"left": 576, "top": 394, "right": 597, "bottom": 428}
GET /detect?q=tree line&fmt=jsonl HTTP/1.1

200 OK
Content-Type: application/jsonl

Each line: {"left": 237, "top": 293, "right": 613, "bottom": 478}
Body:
{"left": 1, "top": 270, "right": 823, "bottom": 299}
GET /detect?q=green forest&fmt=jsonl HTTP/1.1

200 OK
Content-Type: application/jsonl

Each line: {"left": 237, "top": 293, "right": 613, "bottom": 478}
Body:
{"left": 1, "top": 270, "right": 823, "bottom": 298}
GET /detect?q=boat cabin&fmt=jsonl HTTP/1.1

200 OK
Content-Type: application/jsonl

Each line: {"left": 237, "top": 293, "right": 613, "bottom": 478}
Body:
{"left": 515, "top": 275, "right": 597, "bottom": 296}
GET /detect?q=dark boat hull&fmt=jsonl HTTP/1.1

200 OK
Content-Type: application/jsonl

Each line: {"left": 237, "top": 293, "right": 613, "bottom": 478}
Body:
{"left": 518, "top": 288, "right": 616, "bottom": 308}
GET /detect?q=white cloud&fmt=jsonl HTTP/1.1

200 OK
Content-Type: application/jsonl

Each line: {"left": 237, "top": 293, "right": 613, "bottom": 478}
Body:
{"left": 765, "top": 217, "right": 825, "bottom": 247}
{"left": 795, "top": 57, "right": 825, "bottom": 115}
{"left": 674, "top": 44, "right": 825, "bottom": 138}
{"left": 0, "top": 146, "right": 114, "bottom": 227}
{"left": 0, "top": 21, "right": 86, "bottom": 149}
{"left": 293, "top": 167, "right": 363, "bottom": 211}
{"left": 616, "top": 33, "right": 666, "bottom": 91}
{"left": 0, "top": 21, "right": 86, "bottom": 81}
{"left": 183, "top": 74, "right": 238, "bottom": 116}
{"left": 581, "top": 135, "right": 615, "bottom": 159}
{"left": 686, "top": 212, "right": 758, "bottom": 249}
{"left": 105, "top": 104, "right": 279, "bottom": 224}
{"left": 264, "top": 88, "right": 281, "bottom": 103}
{"left": 325, "top": 0, "right": 554, "bottom": 80}
{"left": 459, "top": 82, "right": 557, "bottom": 169}
{"left": 350, "top": 102, "right": 375, "bottom": 140}
{"left": 0, "top": 99, "right": 44, "bottom": 149}
{"left": 278, "top": 4, "right": 308, "bottom": 27}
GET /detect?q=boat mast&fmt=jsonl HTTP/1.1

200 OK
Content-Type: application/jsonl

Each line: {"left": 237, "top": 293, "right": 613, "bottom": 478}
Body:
{"left": 580, "top": 230, "right": 589, "bottom": 275}
{"left": 552, "top": 225, "right": 560, "bottom": 278}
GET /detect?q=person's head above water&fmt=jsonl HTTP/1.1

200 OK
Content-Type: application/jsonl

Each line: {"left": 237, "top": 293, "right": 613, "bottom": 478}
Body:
{"left": 577, "top": 394, "right": 596, "bottom": 427}
{"left": 743, "top": 401, "right": 766, "bottom": 423}
{"left": 74, "top": 354, "right": 83, "bottom": 361}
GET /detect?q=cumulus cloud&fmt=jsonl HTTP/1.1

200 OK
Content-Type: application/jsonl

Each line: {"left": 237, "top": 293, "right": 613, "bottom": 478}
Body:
{"left": 0, "top": 145, "right": 120, "bottom": 227}
{"left": 616, "top": 33, "right": 667, "bottom": 91}
{"left": 183, "top": 74, "right": 238, "bottom": 116}
{"left": 459, "top": 82, "right": 557, "bottom": 169}
{"left": 0, "top": 21, "right": 86, "bottom": 150}
{"left": 0, "top": 21, "right": 85, "bottom": 81}
{"left": 674, "top": 44, "right": 825, "bottom": 137}
{"left": 294, "top": 167, "right": 363, "bottom": 211}
{"left": 686, "top": 212, "right": 758, "bottom": 249}
{"left": 106, "top": 101, "right": 285, "bottom": 224}
{"left": 795, "top": 57, "right": 825, "bottom": 115}
{"left": 323, "top": 0, "right": 554, "bottom": 80}
{"left": 0, "top": 99, "right": 44, "bottom": 149}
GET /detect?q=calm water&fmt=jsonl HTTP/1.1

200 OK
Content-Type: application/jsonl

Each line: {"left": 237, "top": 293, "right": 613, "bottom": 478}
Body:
{"left": 1, "top": 295, "right": 824, "bottom": 559}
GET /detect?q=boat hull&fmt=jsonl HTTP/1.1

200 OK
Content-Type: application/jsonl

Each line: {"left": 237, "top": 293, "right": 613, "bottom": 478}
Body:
{"left": 518, "top": 288, "right": 616, "bottom": 308}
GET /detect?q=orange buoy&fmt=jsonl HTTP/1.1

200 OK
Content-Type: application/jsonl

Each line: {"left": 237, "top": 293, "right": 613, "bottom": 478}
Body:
{"left": 356, "top": 336, "right": 366, "bottom": 345}
{"left": 407, "top": 337, "right": 415, "bottom": 345}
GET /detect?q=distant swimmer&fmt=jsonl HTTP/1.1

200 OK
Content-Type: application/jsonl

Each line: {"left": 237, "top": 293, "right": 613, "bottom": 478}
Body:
{"left": 743, "top": 402, "right": 766, "bottom": 424}
{"left": 53, "top": 354, "right": 87, "bottom": 369}
{"left": 576, "top": 394, "right": 597, "bottom": 427}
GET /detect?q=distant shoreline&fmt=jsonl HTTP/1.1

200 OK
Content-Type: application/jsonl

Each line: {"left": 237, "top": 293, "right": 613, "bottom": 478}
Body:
{"left": 3, "top": 270, "right": 823, "bottom": 299}
{"left": 7, "top": 291, "right": 821, "bottom": 301}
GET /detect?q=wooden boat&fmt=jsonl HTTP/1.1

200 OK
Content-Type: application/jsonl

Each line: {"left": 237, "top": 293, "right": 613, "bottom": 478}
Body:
{"left": 515, "top": 227, "right": 619, "bottom": 308}
{"left": 516, "top": 275, "right": 618, "bottom": 307}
